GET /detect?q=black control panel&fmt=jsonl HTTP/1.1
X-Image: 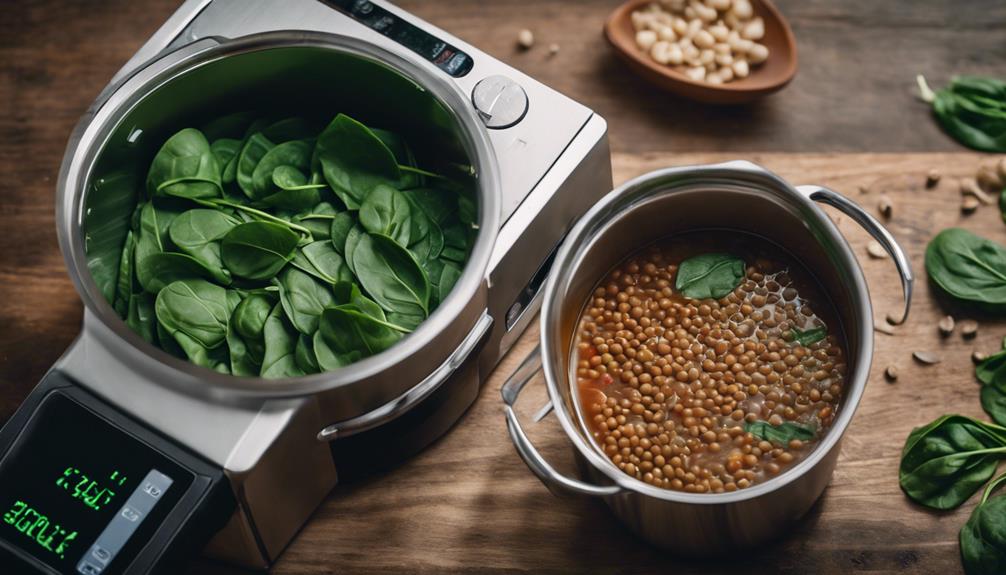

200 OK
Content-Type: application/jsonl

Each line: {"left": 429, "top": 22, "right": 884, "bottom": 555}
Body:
{"left": 323, "top": 0, "right": 474, "bottom": 77}
{"left": 0, "top": 372, "right": 234, "bottom": 574}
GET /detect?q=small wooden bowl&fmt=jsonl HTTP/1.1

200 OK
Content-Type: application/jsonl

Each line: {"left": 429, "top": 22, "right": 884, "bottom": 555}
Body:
{"left": 604, "top": 0, "right": 798, "bottom": 104}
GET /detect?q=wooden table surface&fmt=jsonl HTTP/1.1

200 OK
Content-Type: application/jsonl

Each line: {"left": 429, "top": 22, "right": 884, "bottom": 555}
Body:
{"left": 3, "top": 1, "right": 1006, "bottom": 574}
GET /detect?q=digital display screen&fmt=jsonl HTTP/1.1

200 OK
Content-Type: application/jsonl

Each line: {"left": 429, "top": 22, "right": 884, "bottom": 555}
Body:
{"left": 324, "top": 0, "right": 474, "bottom": 77}
{"left": 0, "top": 394, "right": 193, "bottom": 574}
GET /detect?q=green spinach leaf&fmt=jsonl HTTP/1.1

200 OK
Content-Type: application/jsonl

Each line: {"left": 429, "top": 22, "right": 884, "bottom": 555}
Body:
{"left": 136, "top": 251, "right": 230, "bottom": 293}
{"left": 146, "top": 128, "right": 222, "bottom": 199}
{"left": 236, "top": 132, "right": 275, "bottom": 199}
{"left": 320, "top": 305, "right": 403, "bottom": 358}
{"left": 359, "top": 184, "right": 411, "bottom": 246}
{"left": 168, "top": 209, "right": 239, "bottom": 273}
{"left": 330, "top": 212, "right": 356, "bottom": 256}
{"left": 126, "top": 292, "right": 157, "bottom": 344}
{"left": 926, "top": 228, "right": 1006, "bottom": 310}
{"left": 113, "top": 230, "right": 135, "bottom": 317}
{"left": 353, "top": 233, "right": 430, "bottom": 323}
{"left": 84, "top": 170, "right": 138, "bottom": 303}
{"left": 154, "top": 279, "right": 231, "bottom": 349}
{"left": 302, "top": 241, "right": 353, "bottom": 284}
{"left": 743, "top": 420, "right": 815, "bottom": 445}
{"left": 221, "top": 221, "right": 299, "bottom": 280}
{"left": 960, "top": 472, "right": 1006, "bottom": 575}
{"left": 260, "top": 302, "right": 304, "bottom": 378}
{"left": 789, "top": 326, "right": 827, "bottom": 346}
{"left": 675, "top": 253, "right": 746, "bottom": 300}
{"left": 275, "top": 266, "right": 334, "bottom": 335}
{"left": 899, "top": 414, "right": 1006, "bottom": 509}
{"left": 925, "top": 75, "right": 1006, "bottom": 153}
{"left": 316, "top": 114, "right": 401, "bottom": 209}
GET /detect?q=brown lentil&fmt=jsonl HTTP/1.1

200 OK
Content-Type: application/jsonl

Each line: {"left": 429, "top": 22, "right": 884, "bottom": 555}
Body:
{"left": 575, "top": 235, "right": 846, "bottom": 493}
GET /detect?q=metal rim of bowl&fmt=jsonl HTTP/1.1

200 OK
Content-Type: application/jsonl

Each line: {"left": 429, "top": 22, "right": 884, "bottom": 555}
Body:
{"left": 540, "top": 161, "right": 873, "bottom": 504}
{"left": 55, "top": 31, "right": 502, "bottom": 399}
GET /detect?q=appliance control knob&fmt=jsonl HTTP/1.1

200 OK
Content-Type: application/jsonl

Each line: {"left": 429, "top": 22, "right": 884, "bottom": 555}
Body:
{"left": 472, "top": 75, "right": 528, "bottom": 129}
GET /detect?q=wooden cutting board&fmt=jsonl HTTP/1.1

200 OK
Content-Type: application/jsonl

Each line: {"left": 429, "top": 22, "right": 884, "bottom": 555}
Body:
{"left": 1, "top": 153, "right": 1002, "bottom": 575}
{"left": 182, "top": 153, "right": 1006, "bottom": 574}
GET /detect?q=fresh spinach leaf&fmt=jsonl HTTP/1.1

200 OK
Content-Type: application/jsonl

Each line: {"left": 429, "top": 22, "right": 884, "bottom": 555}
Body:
{"left": 294, "top": 334, "right": 320, "bottom": 374}
{"left": 402, "top": 188, "right": 457, "bottom": 225}
{"left": 302, "top": 241, "right": 353, "bottom": 284}
{"left": 154, "top": 279, "right": 231, "bottom": 349}
{"left": 210, "top": 138, "right": 242, "bottom": 176}
{"left": 675, "top": 253, "right": 746, "bottom": 300}
{"left": 437, "top": 260, "right": 463, "bottom": 306}
{"left": 236, "top": 132, "right": 275, "bottom": 198}
{"left": 146, "top": 128, "right": 222, "bottom": 199}
{"left": 344, "top": 223, "right": 365, "bottom": 275}
{"left": 330, "top": 212, "right": 356, "bottom": 256}
{"left": 316, "top": 114, "right": 401, "bottom": 209}
{"left": 924, "top": 75, "right": 1006, "bottom": 153}
{"left": 168, "top": 209, "right": 239, "bottom": 273}
{"left": 439, "top": 221, "right": 469, "bottom": 263}
{"left": 233, "top": 293, "right": 274, "bottom": 342}
{"left": 220, "top": 221, "right": 299, "bottom": 280}
{"left": 275, "top": 266, "right": 334, "bottom": 335}
{"left": 126, "top": 292, "right": 157, "bottom": 344}
{"left": 743, "top": 420, "right": 815, "bottom": 445}
{"left": 899, "top": 414, "right": 1006, "bottom": 509}
{"left": 320, "top": 305, "right": 403, "bottom": 358}
{"left": 251, "top": 139, "right": 315, "bottom": 199}
{"left": 260, "top": 302, "right": 304, "bottom": 378}
{"left": 353, "top": 233, "right": 430, "bottom": 322}
{"left": 926, "top": 228, "right": 1006, "bottom": 311}
{"left": 170, "top": 330, "right": 231, "bottom": 373}
{"left": 960, "top": 471, "right": 1006, "bottom": 575}
{"left": 359, "top": 184, "right": 411, "bottom": 246}
{"left": 312, "top": 330, "right": 359, "bottom": 370}
{"left": 136, "top": 251, "right": 230, "bottom": 293}
{"left": 981, "top": 386, "right": 1006, "bottom": 428}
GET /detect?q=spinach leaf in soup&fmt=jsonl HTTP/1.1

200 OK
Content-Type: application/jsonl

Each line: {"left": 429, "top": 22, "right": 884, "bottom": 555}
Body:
{"left": 925, "top": 228, "right": 1006, "bottom": 311}
{"left": 899, "top": 414, "right": 1006, "bottom": 510}
{"left": 352, "top": 233, "right": 430, "bottom": 326}
{"left": 743, "top": 420, "right": 815, "bottom": 445}
{"left": 146, "top": 128, "right": 222, "bottom": 200}
{"left": 275, "top": 266, "right": 335, "bottom": 335}
{"left": 960, "top": 472, "right": 1006, "bottom": 575}
{"left": 260, "top": 302, "right": 305, "bottom": 378}
{"left": 360, "top": 184, "right": 412, "bottom": 247}
{"left": 154, "top": 279, "right": 231, "bottom": 350}
{"left": 675, "top": 253, "right": 746, "bottom": 300}
{"left": 789, "top": 326, "right": 827, "bottom": 346}
{"left": 316, "top": 114, "right": 401, "bottom": 209}
{"left": 221, "top": 221, "right": 299, "bottom": 280}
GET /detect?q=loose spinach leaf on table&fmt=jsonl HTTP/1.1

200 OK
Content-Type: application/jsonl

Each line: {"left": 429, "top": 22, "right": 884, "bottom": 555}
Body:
{"left": 146, "top": 128, "right": 222, "bottom": 200}
{"left": 926, "top": 228, "right": 1006, "bottom": 311}
{"left": 675, "top": 253, "right": 746, "bottom": 300}
{"left": 960, "top": 472, "right": 1006, "bottom": 575}
{"left": 899, "top": 414, "right": 1006, "bottom": 510}
{"left": 981, "top": 387, "right": 1006, "bottom": 428}
{"left": 975, "top": 339, "right": 1006, "bottom": 426}
{"left": 922, "top": 75, "right": 1006, "bottom": 153}
{"left": 353, "top": 233, "right": 430, "bottom": 327}
{"left": 743, "top": 420, "right": 815, "bottom": 445}
{"left": 220, "top": 221, "right": 299, "bottom": 280}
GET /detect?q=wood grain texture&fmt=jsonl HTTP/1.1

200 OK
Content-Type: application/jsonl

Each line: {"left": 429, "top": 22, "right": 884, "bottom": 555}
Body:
{"left": 2, "top": 1, "right": 1006, "bottom": 574}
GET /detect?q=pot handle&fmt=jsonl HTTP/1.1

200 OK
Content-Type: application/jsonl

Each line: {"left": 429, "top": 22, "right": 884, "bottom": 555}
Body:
{"left": 317, "top": 311, "right": 493, "bottom": 442}
{"left": 501, "top": 346, "right": 623, "bottom": 498}
{"left": 796, "top": 185, "right": 914, "bottom": 325}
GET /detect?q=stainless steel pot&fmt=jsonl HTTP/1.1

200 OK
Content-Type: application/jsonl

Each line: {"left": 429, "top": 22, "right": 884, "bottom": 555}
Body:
{"left": 503, "top": 161, "right": 913, "bottom": 554}
{"left": 56, "top": 31, "right": 501, "bottom": 428}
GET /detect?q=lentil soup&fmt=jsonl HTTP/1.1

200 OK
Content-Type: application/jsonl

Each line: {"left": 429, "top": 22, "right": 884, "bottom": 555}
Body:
{"left": 574, "top": 231, "right": 847, "bottom": 494}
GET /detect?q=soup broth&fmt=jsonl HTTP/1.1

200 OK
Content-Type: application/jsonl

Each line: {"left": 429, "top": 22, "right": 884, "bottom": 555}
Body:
{"left": 574, "top": 231, "right": 846, "bottom": 494}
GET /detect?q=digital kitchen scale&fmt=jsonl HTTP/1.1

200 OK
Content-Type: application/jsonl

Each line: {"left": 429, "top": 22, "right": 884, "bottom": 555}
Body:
{"left": 0, "top": 0, "right": 612, "bottom": 572}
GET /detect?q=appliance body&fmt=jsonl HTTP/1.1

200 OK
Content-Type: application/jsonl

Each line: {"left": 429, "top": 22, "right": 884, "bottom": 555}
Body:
{"left": 0, "top": 0, "right": 612, "bottom": 572}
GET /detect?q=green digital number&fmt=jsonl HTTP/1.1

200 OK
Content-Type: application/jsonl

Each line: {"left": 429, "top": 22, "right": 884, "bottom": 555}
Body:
{"left": 3, "top": 499, "right": 78, "bottom": 560}
{"left": 55, "top": 466, "right": 127, "bottom": 511}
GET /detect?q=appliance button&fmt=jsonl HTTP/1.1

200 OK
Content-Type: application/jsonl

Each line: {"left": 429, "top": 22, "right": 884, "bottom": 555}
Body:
{"left": 92, "top": 546, "right": 111, "bottom": 563}
{"left": 472, "top": 75, "right": 528, "bottom": 129}
{"left": 120, "top": 506, "right": 141, "bottom": 522}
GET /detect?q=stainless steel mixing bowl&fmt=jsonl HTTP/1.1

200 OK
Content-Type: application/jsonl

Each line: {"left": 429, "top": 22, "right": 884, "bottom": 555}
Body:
{"left": 503, "top": 161, "right": 913, "bottom": 554}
